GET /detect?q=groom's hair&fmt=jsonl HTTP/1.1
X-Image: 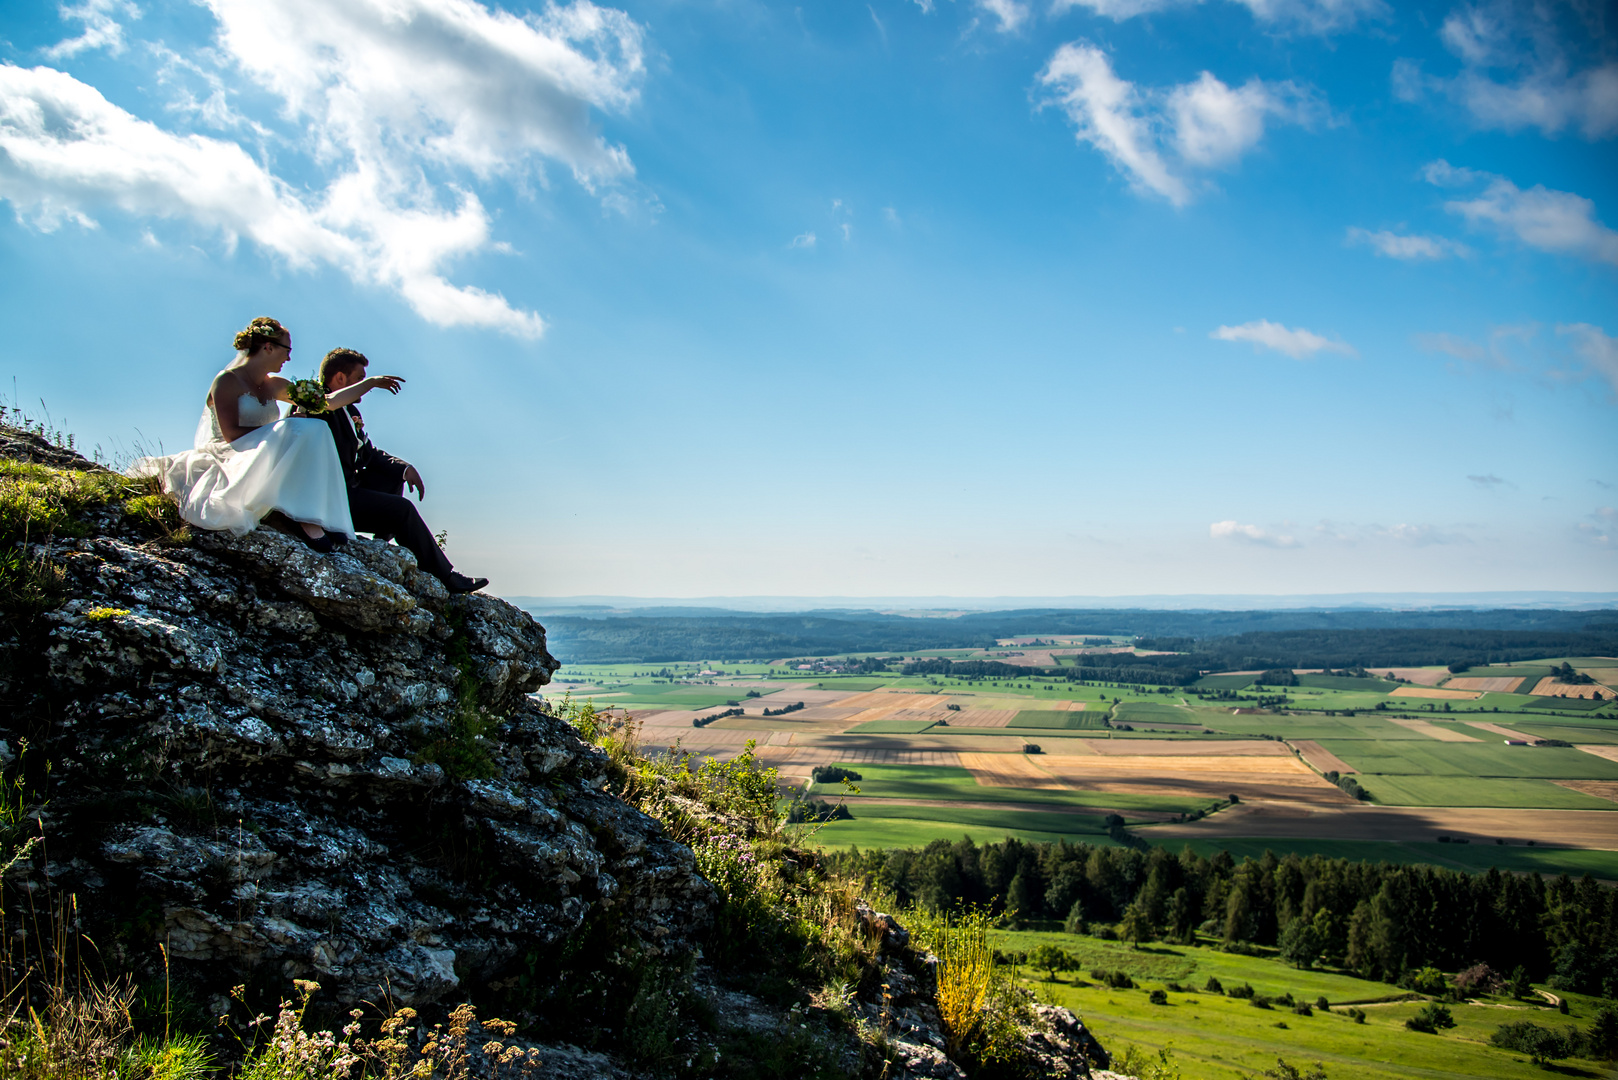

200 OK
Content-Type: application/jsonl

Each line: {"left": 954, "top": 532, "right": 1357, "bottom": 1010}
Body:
{"left": 320, "top": 348, "right": 369, "bottom": 389}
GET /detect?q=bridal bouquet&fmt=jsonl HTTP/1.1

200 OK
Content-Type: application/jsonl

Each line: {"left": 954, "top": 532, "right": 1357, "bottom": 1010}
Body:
{"left": 286, "top": 377, "right": 330, "bottom": 415}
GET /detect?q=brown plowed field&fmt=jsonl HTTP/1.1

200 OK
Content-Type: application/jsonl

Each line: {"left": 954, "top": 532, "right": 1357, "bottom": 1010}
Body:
{"left": 836, "top": 690, "right": 950, "bottom": 710}
{"left": 939, "top": 709, "right": 1018, "bottom": 728}
{"left": 1530, "top": 678, "right": 1611, "bottom": 700}
{"left": 1084, "top": 739, "right": 1287, "bottom": 757}
{"left": 1147, "top": 802, "right": 1618, "bottom": 849}
{"left": 1292, "top": 741, "right": 1355, "bottom": 773}
{"left": 1446, "top": 676, "right": 1526, "bottom": 693}
{"left": 1380, "top": 668, "right": 1451, "bottom": 686}
{"left": 1390, "top": 686, "right": 1482, "bottom": 700}
{"left": 1465, "top": 721, "right": 1538, "bottom": 741}
{"left": 1387, "top": 717, "right": 1482, "bottom": 742}
{"left": 752, "top": 687, "right": 859, "bottom": 707}
{"left": 1554, "top": 781, "right": 1618, "bottom": 805}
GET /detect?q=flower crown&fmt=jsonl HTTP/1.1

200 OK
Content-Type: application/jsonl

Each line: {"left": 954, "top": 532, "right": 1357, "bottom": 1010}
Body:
{"left": 233, "top": 317, "right": 287, "bottom": 351}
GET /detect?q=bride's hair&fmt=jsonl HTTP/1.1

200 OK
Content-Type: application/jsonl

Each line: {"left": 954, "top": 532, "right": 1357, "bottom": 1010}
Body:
{"left": 233, "top": 316, "right": 289, "bottom": 354}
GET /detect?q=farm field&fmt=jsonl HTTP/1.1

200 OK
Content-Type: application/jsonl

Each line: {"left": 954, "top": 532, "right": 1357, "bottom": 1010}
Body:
{"left": 551, "top": 649, "right": 1618, "bottom": 876}
{"left": 996, "top": 931, "right": 1612, "bottom": 1080}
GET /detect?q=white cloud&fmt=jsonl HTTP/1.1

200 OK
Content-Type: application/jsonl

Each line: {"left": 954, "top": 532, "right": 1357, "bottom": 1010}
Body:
{"left": 46, "top": 0, "right": 140, "bottom": 59}
{"left": 1399, "top": 1, "right": 1618, "bottom": 140}
{"left": 1, "top": 0, "right": 649, "bottom": 338}
{"left": 1038, "top": 43, "right": 1318, "bottom": 206}
{"left": 1424, "top": 161, "right": 1618, "bottom": 267}
{"left": 975, "top": 0, "right": 1030, "bottom": 32}
{"left": 1374, "top": 523, "right": 1469, "bottom": 546}
{"left": 1210, "top": 520, "right": 1300, "bottom": 548}
{"left": 1559, "top": 323, "right": 1618, "bottom": 397}
{"left": 1415, "top": 323, "right": 1536, "bottom": 371}
{"left": 1345, "top": 226, "right": 1470, "bottom": 260}
{"left": 1210, "top": 319, "right": 1354, "bottom": 359}
{"left": 1052, "top": 0, "right": 1385, "bottom": 32}
{"left": 789, "top": 232, "right": 817, "bottom": 248}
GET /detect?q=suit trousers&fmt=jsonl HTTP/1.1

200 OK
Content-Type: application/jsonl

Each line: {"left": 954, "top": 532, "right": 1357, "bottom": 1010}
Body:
{"left": 348, "top": 482, "right": 455, "bottom": 582}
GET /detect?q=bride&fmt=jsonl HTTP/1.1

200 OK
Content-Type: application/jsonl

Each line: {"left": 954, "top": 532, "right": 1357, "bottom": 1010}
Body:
{"left": 136, "top": 317, "right": 393, "bottom": 552}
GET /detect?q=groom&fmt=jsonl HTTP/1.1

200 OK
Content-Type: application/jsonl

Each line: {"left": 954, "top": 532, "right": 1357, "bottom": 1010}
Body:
{"left": 309, "top": 348, "right": 488, "bottom": 594}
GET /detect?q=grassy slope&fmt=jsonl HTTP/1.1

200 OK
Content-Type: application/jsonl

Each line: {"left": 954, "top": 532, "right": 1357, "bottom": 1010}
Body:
{"left": 1362, "top": 775, "right": 1617, "bottom": 810}
{"left": 995, "top": 931, "right": 1610, "bottom": 1080}
{"left": 807, "top": 763, "right": 1208, "bottom": 814}
{"left": 1320, "top": 741, "right": 1618, "bottom": 779}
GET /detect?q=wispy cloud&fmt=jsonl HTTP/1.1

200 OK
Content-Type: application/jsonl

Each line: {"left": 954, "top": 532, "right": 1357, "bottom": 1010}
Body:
{"left": 1559, "top": 323, "right": 1618, "bottom": 397}
{"left": 1345, "top": 226, "right": 1470, "bottom": 260}
{"left": 2, "top": 0, "right": 650, "bottom": 337}
{"left": 1373, "top": 523, "right": 1471, "bottom": 546}
{"left": 1037, "top": 42, "right": 1323, "bottom": 206}
{"left": 1394, "top": 1, "right": 1618, "bottom": 140}
{"left": 1052, "top": 0, "right": 1387, "bottom": 34}
{"left": 975, "top": 0, "right": 1030, "bottom": 33}
{"left": 1424, "top": 161, "right": 1618, "bottom": 267}
{"left": 1576, "top": 507, "right": 1616, "bottom": 549}
{"left": 789, "top": 232, "right": 817, "bottom": 248}
{"left": 1210, "top": 520, "right": 1300, "bottom": 547}
{"left": 1467, "top": 473, "right": 1505, "bottom": 489}
{"left": 1211, "top": 319, "right": 1354, "bottom": 359}
{"left": 1414, "top": 323, "right": 1536, "bottom": 370}
{"left": 45, "top": 0, "right": 140, "bottom": 59}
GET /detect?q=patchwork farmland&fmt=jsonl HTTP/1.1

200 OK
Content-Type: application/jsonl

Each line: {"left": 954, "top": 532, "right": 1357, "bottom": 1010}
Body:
{"left": 544, "top": 648, "right": 1618, "bottom": 878}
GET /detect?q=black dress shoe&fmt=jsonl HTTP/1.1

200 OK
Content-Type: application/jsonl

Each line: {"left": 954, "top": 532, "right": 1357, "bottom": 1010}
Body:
{"left": 329, "top": 531, "right": 351, "bottom": 547}
{"left": 444, "top": 572, "right": 489, "bottom": 594}
{"left": 298, "top": 529, "right": 336, "bottom": 553}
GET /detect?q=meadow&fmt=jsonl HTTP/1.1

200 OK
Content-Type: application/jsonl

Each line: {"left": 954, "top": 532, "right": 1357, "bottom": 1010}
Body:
{"left": 994, "top": 930, "right": 1612, "bottom": 1080}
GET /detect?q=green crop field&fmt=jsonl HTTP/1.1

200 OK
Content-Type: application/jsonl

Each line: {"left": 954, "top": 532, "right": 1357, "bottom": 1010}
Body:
{"left": 845, "top": 718, "right": 938, "bottom": 733}
{"left": 1524, "top": 696, "right": 1612, "bottom": 712}
{"left": 1207, "top": 715, "right": 1426, "bottom": 740}
{"left": 1362, "top": 774, "right": 1618, "bottom": 810}
{"left": 1012, "top": 710, "right": 1107, "bottom": 729}
{"left": 1461, "top": 665, "right": 1556, "bottom": 679}
{"left": 1512, "top": 719, "right": 1618, "bottom": 743}
{"left": 1296, "top": 674, "right": 1397, "bottom": 692}
{"left": 806, "top": 809, "right": 1123, "bottom": 849}
{"left": 1194, "top": 674, "right": 1258, "bottom": 690}
{"left": 1320, "top": 740, "right": 1618, "bottom": 779}
{"left": 998, "top": 931, "right": 1611, "bottom": 1080}
{"left": 1114, "top": 701, "right": 1213, "bottom": 724}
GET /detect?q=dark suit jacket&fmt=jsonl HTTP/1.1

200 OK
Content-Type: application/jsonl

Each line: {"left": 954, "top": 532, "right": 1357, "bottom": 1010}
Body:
{"left": 300, "top": 404, "right": 408, "bottom": 490}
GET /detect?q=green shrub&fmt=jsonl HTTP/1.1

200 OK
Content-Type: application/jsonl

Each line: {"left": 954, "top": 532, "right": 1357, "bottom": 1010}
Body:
{"left": 1405, "top": 1002, "right": 1456, "bottom": 1033}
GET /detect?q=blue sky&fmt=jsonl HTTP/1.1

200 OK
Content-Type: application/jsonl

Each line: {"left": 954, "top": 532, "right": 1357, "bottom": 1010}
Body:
{"left": 1, "top": 0, "right": 1614, "bottom": 599}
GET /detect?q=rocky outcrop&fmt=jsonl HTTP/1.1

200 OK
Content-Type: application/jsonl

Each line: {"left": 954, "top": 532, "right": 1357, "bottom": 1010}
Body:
{"left": 0, "top": 445, "right": 713, "bottom": 1009}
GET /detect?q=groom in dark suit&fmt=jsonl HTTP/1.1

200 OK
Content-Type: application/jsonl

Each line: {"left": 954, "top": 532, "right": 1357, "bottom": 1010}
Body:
{"left": 308, "top": 348, "right": 488, "bottom": 594}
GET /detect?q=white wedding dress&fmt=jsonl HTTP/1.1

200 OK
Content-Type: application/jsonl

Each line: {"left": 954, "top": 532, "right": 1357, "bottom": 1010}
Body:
{"left": 133, "top": 391, "right": 355, "bottom": 538}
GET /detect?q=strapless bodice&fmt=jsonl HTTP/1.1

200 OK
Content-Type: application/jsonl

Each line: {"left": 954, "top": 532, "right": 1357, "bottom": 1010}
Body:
{"left": 237, "top": 393, "right": 280, "bottom": 427}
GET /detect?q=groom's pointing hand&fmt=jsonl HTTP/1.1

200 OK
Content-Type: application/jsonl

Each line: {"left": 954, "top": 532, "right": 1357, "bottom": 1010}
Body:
{"left": 404, "top": 465, "right": 426, "bottom": 500}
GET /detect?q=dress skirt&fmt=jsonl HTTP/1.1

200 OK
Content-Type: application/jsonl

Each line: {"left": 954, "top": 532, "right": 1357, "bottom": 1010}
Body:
{"left": 137, "top": 418, "right": 356, "bottom": 537}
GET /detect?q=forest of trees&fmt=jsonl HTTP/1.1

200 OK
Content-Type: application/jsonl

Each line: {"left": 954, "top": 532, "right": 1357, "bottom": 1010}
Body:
{"left": 825, "top": 839, "right": 1618, "bottom": 997}
{"left": 528, "top": 605, "right": 1616, "bottom": 663}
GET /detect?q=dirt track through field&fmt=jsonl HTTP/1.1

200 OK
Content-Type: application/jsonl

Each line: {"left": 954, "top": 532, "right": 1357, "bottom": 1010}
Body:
{"left": 1465, "top": 721, "right": 1538, "bottom": 741}
{"left": 1447, "top": 676, "right": 1526, "bottom": 693}
{"left": 1292, "top": 741, "right": 1355, "bottom": 773}
{"left": 1554, "top": 781, "right": 1618, "bottom": 805}
{"left": 1387, "top": 717, "right": 1482, "bottom": 742}
{"left": 1530, "top": 678, "right": 1611, "bottom": 700}
{"left": 1390, "top": 686, "right": 1482, "bottom": 700}
{"left": 1147, "top": 802, "right": 1618, "bottom": 849}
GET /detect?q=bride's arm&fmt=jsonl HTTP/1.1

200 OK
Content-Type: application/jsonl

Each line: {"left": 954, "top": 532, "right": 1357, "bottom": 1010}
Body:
{"left": 210, "top": 372, "right": 254, "bottom": 442}
{"left": 325, "top": 374, "right": 405, "bottom": 410}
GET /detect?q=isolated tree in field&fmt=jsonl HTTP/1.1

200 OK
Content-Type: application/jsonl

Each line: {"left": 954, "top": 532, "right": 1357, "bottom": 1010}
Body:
{"left": 1120, "top": 901, "right": 1155, "bottom": 949}
{"left": 1029, "top": 944, "right": 1068, "bottom": 982}
{"left": 1510, "top": 965, "right": 1533, "bottom": 999}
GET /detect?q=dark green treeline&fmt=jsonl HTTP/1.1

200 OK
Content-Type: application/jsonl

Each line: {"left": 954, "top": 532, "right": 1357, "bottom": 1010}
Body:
{"left": 825, "top": 840, "right": 1618, "bottom": 995}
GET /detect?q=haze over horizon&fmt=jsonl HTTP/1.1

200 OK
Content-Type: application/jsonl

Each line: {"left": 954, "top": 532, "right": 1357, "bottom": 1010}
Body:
{"left": 2, "top": 0, "right": 1614, "bottom": 597}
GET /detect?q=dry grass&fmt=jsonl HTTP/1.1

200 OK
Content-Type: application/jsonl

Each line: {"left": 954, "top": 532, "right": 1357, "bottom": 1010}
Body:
{"left": 1388, "top": 686, "right": 1481, "bottom": 700}
{"left": 1463, "top": 721, "right": 1538, "bottom": 741}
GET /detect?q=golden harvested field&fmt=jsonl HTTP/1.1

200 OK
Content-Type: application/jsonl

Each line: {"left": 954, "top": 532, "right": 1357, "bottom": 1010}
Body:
{"left": 1380, "top": 667, "right": 1451, "bottom": 686}
{"left": 1465, "top": 721, "right": 1538, "bottom": 741}
{"left": 958, "top": 752, "right": 1068, "bottom": 790}
{"left": 752, "top": 687, "right": 860, "bottom": 707}
{"left": 1149, "top": 802, "right": 1618, "bottom": 848}
{"left": 1578, "top": 745, "right": 1618, "bottom": 764}
{"left": 1292, "top": 741, "right": 1355, "bottom": 773}
{"left": 1586, "top": 668, "right": 1618, "bottom": 689}
{"left": 753, "top": 746, "right": 964, "bottom": 777}
{"left": 940, "top": 708, "right": 1018, "bottom": 728}
{"left": 1386, "top": 717, "right": 1482, "bottom": 742}
{"left": 1554, "top": 780, "right": 1618, "bottom": 805}
{"left": 1530, "top": 677, "right": 1611, "bottom": 699}
{"left": 1085, "top": 739, "right": 1288, "bottom": 757}
{"left": 835, "top": 689, "right": 949, "bottom": 710}
{"left": 1445, "top": 676, "right": 1525, "bottom": 693}
{"left": 1389, "top": 686, "right": 1482, "bottom": 700}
